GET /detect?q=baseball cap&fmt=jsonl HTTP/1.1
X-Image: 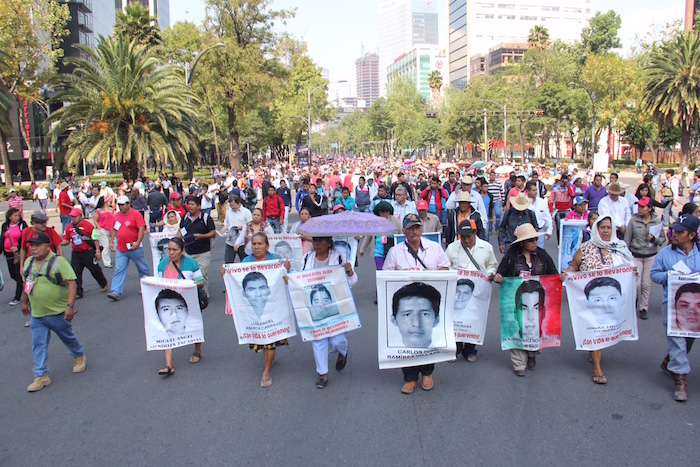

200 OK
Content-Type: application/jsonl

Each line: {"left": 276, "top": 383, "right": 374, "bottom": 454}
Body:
{"left": 99, "top": 181, "right": 107, "bottom": 187}
{"left": 333, "top": 204, "right": 346, "bottom": 212}
{"left": 416, "top": 200, "right": 429, "bottom": 211}
{"left": 169, "top": 192, "right": 182, "bottom": 200}
{"left": 27, "top": 231, "right": 50, "bottom": 244}
{"left": 636, "top": 196, "right": 651, "bottom": 207}
{"left": 573, "top": 195, "right": 588, "bottom": 206}
{"left": 457, "top": 219, "right": 477, "bottom": 236}
{"left": 402, "top": 213, "right": 423, "bottom": 229}
{"left": 69, "top": 208, "right": 83, "bottom": 217}
{"left": 9, "top": 188, "right": 15, "bottom": 193}
{"left": 117, "top": 195, "right": 130, "bottom": 205}
{"left": 671, "top": 214, "right": 700, "bottom": 233}
{"left": 30, "top": 212, "right": 49, "bottom": 223}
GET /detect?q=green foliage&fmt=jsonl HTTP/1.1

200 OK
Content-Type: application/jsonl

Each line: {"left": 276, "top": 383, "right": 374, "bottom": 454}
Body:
{"left": 114, "top": 2, "right": 163, "bottom": 47}
{"left": 386, "top": 77, "right": 426, "bottom": 152}
{"left": 581, "top": 10, "right": 622, "bottom": 56}
{"left": 527, "top": 25, "right": 550, "bottom": 50}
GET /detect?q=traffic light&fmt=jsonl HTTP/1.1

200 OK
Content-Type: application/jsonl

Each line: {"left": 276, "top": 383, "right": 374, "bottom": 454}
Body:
{"left": 535, "top": 109, "right": 545, "bottom": 116}
{"left": 487, "top": 141, "right": 492, "bottom": 150}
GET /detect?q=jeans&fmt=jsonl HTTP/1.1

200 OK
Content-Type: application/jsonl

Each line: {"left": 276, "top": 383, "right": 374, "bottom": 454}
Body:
{"left": 268, "top": 217, "right": 281, "bottom": 234}
{"left": 663, "top": 301, "right": 695, "bottom": 374}
{"left": 356, "top": 205, "right": 370, "bottom": 213}
{"left": 438, "top": 209, "right": 447, "bottom": 240}
{"left": 149, "top": 210, "right": 162, "bottom": 233}
{"left": 283, "top": 206, "right": 290, "bottom": 233}
{"left": 456, "top": 342, "right": 477, "bottom": 357}
{"left": 633, "top": 255, "right": 655, "bottom": 312}
{"left": 6, "top": 256, "right": 22, "bottom": 301}
{"left": 60, "top": 214, "right": 71, "bottom": 234}
{"left": 39, "top": 199, "right": 47, "bottom": 215}
{"left": 662, "top": 197, "right": 674, "bottom": 227}
{"left": 110, "top": 248, "right": 151, "bottom": 297}
{"left": 30, "top": 314, "right": 84, "bottom": 377}
{"left": 491, "top": 202, "right": 502, "bottom": 235}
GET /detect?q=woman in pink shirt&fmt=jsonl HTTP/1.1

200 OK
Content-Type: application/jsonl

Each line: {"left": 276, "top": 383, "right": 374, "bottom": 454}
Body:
{"left": 2, "top": 208, "right": 27, "bottom": 305}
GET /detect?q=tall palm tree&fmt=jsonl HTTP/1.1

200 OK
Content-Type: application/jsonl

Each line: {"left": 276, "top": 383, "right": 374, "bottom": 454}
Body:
{"left": 643, "top": 31, "right": 700, "bottom": 165}
{"left": 0, "top": 50, "right": 14, "bottom": 187}
{"left": 47, "top": 36, "right": 200, "bottom": 180}
{"left": 114, "top": 2, "right": 162, "bottom": 47}
{"left": 428, "top": 70, "right": 443, "bottom": 110}
{"left": 527, "top": 25, "right": 550, "bottom": 50}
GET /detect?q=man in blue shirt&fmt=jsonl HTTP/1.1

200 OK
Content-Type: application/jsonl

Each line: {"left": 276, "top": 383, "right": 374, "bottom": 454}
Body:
{"left": 689, "top": 171, "right": 700, "bottom": 205}
{"left": 295, "top": 179, "right": 309, "bottom": 213}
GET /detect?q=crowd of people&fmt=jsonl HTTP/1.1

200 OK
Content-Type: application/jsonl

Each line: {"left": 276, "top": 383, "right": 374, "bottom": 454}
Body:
{"left": 4, "top": 157, "right": 697, "bottom": 402}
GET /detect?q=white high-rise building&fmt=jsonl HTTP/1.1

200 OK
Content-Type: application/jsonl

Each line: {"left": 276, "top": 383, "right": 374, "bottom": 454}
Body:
{"left": 378, "top": 0, "right": 439, "bottom": 96}
{"left": 448, "top": 0, "right": 591, "bottom": 88}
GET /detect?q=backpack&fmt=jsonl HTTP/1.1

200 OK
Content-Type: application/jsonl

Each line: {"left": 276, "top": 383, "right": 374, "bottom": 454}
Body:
{"left": 23, "top": 254, "right": 65, "bottom": 287}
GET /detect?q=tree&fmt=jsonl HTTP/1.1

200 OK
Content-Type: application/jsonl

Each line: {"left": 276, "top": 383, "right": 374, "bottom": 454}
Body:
{"left": 47, "top": 37, "right": 200, "bottom": 181}
{"left": 581, "top": 11, "right": 622, "bottom": 56}
{"left": 527, "top": 25, "right": 550, "bottom": 50}
{"left": 644, "top": 31, "right": 700, "bottom": 165}
{"left": 114, "top": 2, "right": 163, "bottom": 47}
{"left": 386, "top": 77, "right": 425, "bottom": 155}
{"left": 0, "top": 0, "right": 70, "bottom": 184}
{"left": 427, "top": 70, "right": 443, "bottom": 110}
{"left": 0, "top": 50, "right": 13, "bottom": 186}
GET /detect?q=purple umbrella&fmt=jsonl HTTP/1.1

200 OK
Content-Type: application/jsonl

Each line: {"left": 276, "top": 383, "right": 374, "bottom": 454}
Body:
{"left": 297, "top": 211, "right": 400, "bottom": 237}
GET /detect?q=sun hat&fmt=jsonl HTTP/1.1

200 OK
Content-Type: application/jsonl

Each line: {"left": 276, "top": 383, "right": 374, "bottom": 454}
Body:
{"left": 607, "top": 182, "right": 624, "bottom": 195}
{"left": 59, "top": 182, "right": 69, "bottom": 190}
{"left": 456, "top": 191, "right": 472, "bottom": 203}
{"left": 373, "top": 200, "right": 394, "bottom": 216}
{"left": 510, "top": 193, "right": 532, "bottom": 211}
{"left": 510, "top": 223, "right": 544, "bottom": 245}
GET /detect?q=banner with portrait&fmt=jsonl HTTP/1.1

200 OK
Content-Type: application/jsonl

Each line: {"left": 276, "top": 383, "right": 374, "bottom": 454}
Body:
{"left": 558, "top": 219, "right": 586, "bottom": 272}
{"left": 140, "top": 277, "right": 204, "bottom": 351}
{"left": 222, "top": 260, "right": 297, "bottom": 345}
{"left": 377, "top": 270, "right": 458, "bottom": 370}
{"left": 149, "top": 232, "right": 175, "bottom": 275}
{"left": 454, "top": 269, "right": 491, "bottom": 345}
{"left": 566, "top": 266, "right": 638, "bottom": 350}
{"left": 287, "top": 266, "right": 361, "bottom": 341}
{"left": 396, "top": 232, "right": 441, "bottom": 246}
{"left": 332, "top": 236, "right": 358, "bottom": 267}
{"left": 499, "top": 275, "right": 562, "bottom": 351}
{"left": 667, "top": 272, "right": 700, "bottom": 338}
{"left": 268, "top": 234, "right": 304, "bottom": 271}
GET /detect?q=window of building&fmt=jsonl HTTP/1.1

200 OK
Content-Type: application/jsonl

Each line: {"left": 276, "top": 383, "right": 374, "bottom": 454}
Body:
{"left": 497, "top": 3, "right": 515, "bottom": 8}
{"left": 520, "top": 15, "right": 537, "bottom": 20}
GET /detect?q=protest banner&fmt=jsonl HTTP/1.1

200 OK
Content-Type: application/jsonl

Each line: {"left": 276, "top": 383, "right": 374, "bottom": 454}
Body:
{"left": 332, "top": 237, "right": 358, "bottom": 267}
{"left": 566, "top": 266, "right": 638, "bottom": 350}
{"left": 140, "top": 277, "right": 204, "bottom": 351}
{"left": 667, "top": 272, "right": 700, "bottom": 338}
{"left": 287, "top": 266, "right": 361, "bottom": 341}
{"left": 454, "top": 269, "right": 491, "bottom": 345}
{"left": 376, "top": 270, "right": 457, "bottom": 369}
{"left": 499, "top": 275, "right": 562, "bottom": 351}
{"left": 396, "top": 232, "right": 441, "bottom": 246}
{"left": 148, "top": 232, "right": 175, "bottom": 275}
{"left": 223, "top": 260, "right": 297, "bottom": 345}
{"left": 268, "top": 234, "right": 304, "bottom": 271}
{"left": 558, "top": 219, "right": 587, "bottom": 272}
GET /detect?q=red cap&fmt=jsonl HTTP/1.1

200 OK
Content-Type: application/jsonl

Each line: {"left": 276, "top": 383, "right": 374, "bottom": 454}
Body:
{"left": 416, "top": 200, "right": 429, "bottom": 210}
{"left": 70, "top": 208, "right": 83, "bottom": 217}
{"left": 169, "top": 192, "right": 182, "bottom": 199}
{"left": 636, "top": 196, "right": 651, "bottom": 207}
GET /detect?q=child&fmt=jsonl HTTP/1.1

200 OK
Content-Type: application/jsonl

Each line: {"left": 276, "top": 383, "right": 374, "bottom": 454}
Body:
{"left": 582, "top": 211, "right": 598, "bottom": 243}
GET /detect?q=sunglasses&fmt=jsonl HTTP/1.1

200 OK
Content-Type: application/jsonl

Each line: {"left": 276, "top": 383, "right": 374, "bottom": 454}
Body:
{"left": 524, "top": 238, "right": 538, "bottom": 243}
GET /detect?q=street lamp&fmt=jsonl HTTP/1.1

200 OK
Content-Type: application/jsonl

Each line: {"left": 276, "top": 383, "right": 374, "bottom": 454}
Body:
{"left": 569, "top": 82, "right": 596, "bottom": 161}
{"left": 481, "top": 98, "right": 507, "bottom": 160}
{"left": 308, "top": 80, "right": 348, "bottom": 157}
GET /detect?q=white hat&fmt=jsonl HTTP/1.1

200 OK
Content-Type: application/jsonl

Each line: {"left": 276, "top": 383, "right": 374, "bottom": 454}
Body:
{"left": 117, "top": 195, "right": 130, "bottom": 204}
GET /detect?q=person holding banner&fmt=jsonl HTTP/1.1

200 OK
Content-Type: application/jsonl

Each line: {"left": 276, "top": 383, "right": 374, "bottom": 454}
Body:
{"left": 446, "top": 220, "right": 497, "bottom": 361}
{"left": 301, "top": 236, "right": 357, "bottom": 389}
{"left": 651, "top": 214, "right": 700, "bottom": 402}
{"left": 494, "top": 223, "right": 558, "bottom": 376}
{"left": 565, "top": 215, "right": 635, "bottom": 384}
{"left": 156, "top": 237, "right": 205, "bottom": 375}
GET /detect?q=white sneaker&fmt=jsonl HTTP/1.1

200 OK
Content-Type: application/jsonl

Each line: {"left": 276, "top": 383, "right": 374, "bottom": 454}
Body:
{"left": 9, "top": 299, "right": 20, "bottom": 306}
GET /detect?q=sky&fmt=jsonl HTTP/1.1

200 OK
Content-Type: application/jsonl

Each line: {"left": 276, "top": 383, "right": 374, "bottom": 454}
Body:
{"left": 168, "top": 0, "right": 687, "bottom": 98}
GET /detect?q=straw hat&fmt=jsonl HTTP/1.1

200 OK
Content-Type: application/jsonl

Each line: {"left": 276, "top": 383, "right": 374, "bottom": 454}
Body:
{"left": 510, "top": 193, "right": 532, "bottom": 211}
{"left": 59, "top": 181, "right": 69, "bottom": 190}
{"left": 456, "top": 191, "right": 472, "bottom": 203}
{"left": 510, "top": 223, "right": 544, "bottom": 245}
{"left": 607, "top": 182, "right": 624, "bottom": 195}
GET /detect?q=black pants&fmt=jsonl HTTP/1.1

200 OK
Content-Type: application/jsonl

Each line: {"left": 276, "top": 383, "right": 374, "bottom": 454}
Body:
{"left": 224, "top": 244, "right": 246, "bottom": 264}
{"left": 402, "top": 364, "right": 434, "bottom": 382}
{"left": 71, "top": 249, "right": 107, "bottom": 295}
{"left": 6, "top": 256, "right": 22, "bottom": 301}
{"left": 456, "top": 342, "right": 477, "bottom": 357}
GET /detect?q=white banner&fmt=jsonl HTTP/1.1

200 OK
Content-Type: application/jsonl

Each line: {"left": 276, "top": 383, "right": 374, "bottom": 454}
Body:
{"left": 268, "top": 234, "right": 304, "bottom": 271}
{"left": 566, "top": 266, "right": 638, "bottom": 350}
{"left": 667, "top": 272, "right": 700, "bottom": 338}
{"left": 558, "top": 219, "right": 587, "bottom": 272}
{"left": 223, "top": 260, "right": 297, "bottom": 345}
{"left": 140, "top": 277, "right": 204, "bottom": 351}
{"left": 333, "top": 236, "right": 358, "bottom": 267}
{"left": 454, "top": 269, "right": 491, "bottom": 345}
{"left": 149, "top": 232, "right": 175, "bottom": 275}
{"left": 287, "top": 266, "right": 361, "bottom": 341}
{"left": 377, "top": 270, "right": 457, "bottom": 369}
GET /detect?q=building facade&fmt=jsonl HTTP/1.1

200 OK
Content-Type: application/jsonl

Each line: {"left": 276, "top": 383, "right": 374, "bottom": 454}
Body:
{"left": 355, "top": 53, "right": 380, "bottom": 108}
{"left": 386, "top": 46, "right": 441, "bottom": 101}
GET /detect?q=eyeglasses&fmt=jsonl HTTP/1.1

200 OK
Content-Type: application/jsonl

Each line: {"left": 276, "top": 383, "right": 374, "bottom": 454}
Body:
{"left": 525, "top": 238, "right": 538, "bottom": 243}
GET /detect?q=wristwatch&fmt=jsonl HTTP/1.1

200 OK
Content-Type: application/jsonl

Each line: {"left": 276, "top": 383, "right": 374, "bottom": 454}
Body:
{"left": 67, "top": 303, "right": 75, "bottom": 309}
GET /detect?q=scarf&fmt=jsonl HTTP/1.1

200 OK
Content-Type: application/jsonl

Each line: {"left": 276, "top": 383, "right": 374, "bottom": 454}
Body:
{"left": 590, "top": 215, "right": 634, "bottom": 266}
{"left": 164, "top": 210, "right": 182, "bottom": 231}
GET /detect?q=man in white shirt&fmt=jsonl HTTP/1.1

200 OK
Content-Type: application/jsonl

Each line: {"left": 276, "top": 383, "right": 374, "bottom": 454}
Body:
{"left": 445, "top": 219, "right": 498, "bottom": 275}
{"left": 33, "top": 182, "right": 49, "bottom": 215}
{"left": 221, "top": 194, "right": 253, "bottom": 263}
{"left": 525, "top": 180, "right": 552, "bottom": 248}
{"left": 391, "top": 186, "right": 417, "bottom": 223}
{"left": 597, "top": 182, "right": 631, "bottom": 239}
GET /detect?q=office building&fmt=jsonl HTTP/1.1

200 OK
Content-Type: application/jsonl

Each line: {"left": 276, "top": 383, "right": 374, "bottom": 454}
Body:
{"left": 378, "top": 0, "right": 439, "bottom": 95}
{"left": 386, "top": 46, "right": 441, "bottom": 101}
{"left": 355, "top": 53, "right": 380, "bottom": 108}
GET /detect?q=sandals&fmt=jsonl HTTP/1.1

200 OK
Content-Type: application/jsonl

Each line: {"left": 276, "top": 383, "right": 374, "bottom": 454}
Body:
{"left": 592, "top": 374, "right": 607, "bottom": 384}
{"left": 158, "top": 366, "right": 175, "bottom": 377}
{"left": 189, "top": 352, "right": 202, "bottom": 364}
{"left": 260, "top": 377, "right": 272, "bottom": 388}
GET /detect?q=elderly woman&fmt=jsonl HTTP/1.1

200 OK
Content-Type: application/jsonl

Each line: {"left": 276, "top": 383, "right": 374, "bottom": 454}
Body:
{"left": 625, "top": 197, "right": 666, "bottom": 320}
{"left": 222, "top": 232, "right": 290, "bottom": 388}
{"left": 157, "top": 210, "right": 182, "bottom": 237}
{"left": 301, "top": 236, "right": 357, "bottom": 389}
{"left": 156, "top": 237, "right": 205, "bottom": 376}
{"left": 565, "top": 215, "right": 635, "bottom": 384}
{"left": 494, "top": 223, "right": 558, "bottom": 376}
{"left": 235, "top": 207, "right": 274, "bottom": 257}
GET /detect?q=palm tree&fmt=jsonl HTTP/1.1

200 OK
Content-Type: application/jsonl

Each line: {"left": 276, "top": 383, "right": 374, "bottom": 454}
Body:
{"left": 643, "top": 31, "right": 700, "bottom": 165}
{"left": 0, "top": 50, "right": 14, "bottom": 187}
{"left": 114, "top": 2, "right": 162, "bottom": 47}
{"left": 47, "top": 36, "right": 200, "bottom": 180}
{"left": 428, "top": 70, "right": 443, "bottom": 110}
{"left": 527, "top": 25, "right": 550, "bottom": 50}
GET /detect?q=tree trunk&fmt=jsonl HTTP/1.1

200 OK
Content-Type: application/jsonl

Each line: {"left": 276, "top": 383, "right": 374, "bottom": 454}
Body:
{"left": 227, "top": 104, "right": 240, "bottom": 171}
{"left": 681, "top": 127, "right": 691, "bottom": 167}
{"left": 18, "top": 100, "right": 35, "bottom": 183}
{"left": 0, "top": 132, "right": 12, "bottom": 187}
{"left": 206, "top": 93, "right": 221, "bottom": 167}
{"left": 119, "top": 157, "right": 140, "bottom": 181}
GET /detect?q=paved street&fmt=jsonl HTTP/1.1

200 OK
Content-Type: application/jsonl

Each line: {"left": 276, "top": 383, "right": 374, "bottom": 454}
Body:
{"left": 1, "top": 174, "right": 698, "bottom": 466}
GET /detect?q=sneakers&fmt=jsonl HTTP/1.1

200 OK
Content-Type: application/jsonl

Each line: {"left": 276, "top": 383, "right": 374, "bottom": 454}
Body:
{"left": 9, "top": 299, "right": 20, "bottom": 306}
{"left": 107, "top": 292, "right": 120, "bottom": 301}
{"left": 27, "top": 374, "right": 51, "bottom": 392}
{"left": 421, "top": 375, "right": 434, "bottom": 391}
{"left": 315, "top": 376, "right": 328, "bottom": 389}
{"left": 638, "top": 309, "right": 648, "bottom": 320}
{"left": 401, "top": 381, "right": 417, "bottom": 394}
{"left": 73, "top": 355, "right": 86, "bottom": 373}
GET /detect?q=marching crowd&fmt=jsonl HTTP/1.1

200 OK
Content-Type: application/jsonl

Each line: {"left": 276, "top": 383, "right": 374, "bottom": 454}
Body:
{"left": 4, "top": 158, "right": 697, "bottom": 402}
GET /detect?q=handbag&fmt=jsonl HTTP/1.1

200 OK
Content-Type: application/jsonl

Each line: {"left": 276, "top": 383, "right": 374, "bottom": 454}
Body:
{"left": 171, "top": 260, "right": 209, "bottom": 310}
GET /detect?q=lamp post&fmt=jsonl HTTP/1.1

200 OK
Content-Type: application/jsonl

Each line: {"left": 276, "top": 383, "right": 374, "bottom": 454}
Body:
{"left": 481, "top": 98, "right": 507, "bottom": 160}
{"left": 308, "top": 80, "right": 348, "bottom": 158}
{"left": 377, "top": 125, "right": 394, "bottom": 155}
{"left": 569, "top": 82, "right": 596, "bottom": 162}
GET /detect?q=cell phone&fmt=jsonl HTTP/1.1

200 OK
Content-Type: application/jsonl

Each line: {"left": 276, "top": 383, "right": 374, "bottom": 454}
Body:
{"left": 127, "top": 242, "right": 133, "bottom": 250}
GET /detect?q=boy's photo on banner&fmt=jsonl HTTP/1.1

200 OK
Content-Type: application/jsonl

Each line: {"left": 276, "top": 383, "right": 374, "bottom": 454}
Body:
{"left": 454, "top": 269, "right": 491, "bottom": 345}
{"left": 140, "top": 277, "right": 204, "bottom": 351}
{"left": 667, "top": 272, "right": 700, "bottom": 338}
{"left": 223, "top": 260, "right": 297, "bottom": 345}
{"left": 149, "top": 232, "right": 174, "bottom": 275}
{"left": 499, "top": 275, "right": 562, "bottom": 351}
{"left": 558, "top": 219, "right": 586, "bottom": 272}
{"left": 268, "top": 234, "right": 304, "bottom": 271}
{"left": 377, "top": 270, "right": 457, "bottom": 369}
{"left": 287, "top": 266, "right": 361, "bottom": 341}
{"left": 333, "top": 237, "right": 358, "bottom": 267}
{"left": 566, "top": 266, "right": 638, "bottom": 350}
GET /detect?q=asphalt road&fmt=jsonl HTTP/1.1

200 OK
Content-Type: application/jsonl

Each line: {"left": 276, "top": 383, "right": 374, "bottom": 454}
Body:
{"left": 1, "top": 175, "right": 698, "bottom": 466}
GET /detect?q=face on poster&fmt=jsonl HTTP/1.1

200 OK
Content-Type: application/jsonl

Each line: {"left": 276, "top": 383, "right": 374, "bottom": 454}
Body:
{"left": 149, "top": 232, "right": 175, "bottom": 275}
{"left": 387, "top": 281, "right": 446, "bottom": 349}
{"left": 332, "top": 237, "right": 358, "bottom": 267}
{"left": 558, "top": 220, "right": 586, "bottom": 272}
{"left": 453, "top": 269, "right": 491, "bottom": 345}
{"left": 268, "top": 234, "right": 303, "bottom": 271}
{"left": 140, "top": 277, "right": 204, "bottom": 351}
{"left": 667, "top": 272, "right": 700, "bottom": 337}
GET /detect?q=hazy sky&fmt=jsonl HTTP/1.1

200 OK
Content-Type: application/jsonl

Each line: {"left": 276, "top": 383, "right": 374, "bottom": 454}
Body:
{"left": 168, "top": 0, "right": 686, "bottom": 97}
